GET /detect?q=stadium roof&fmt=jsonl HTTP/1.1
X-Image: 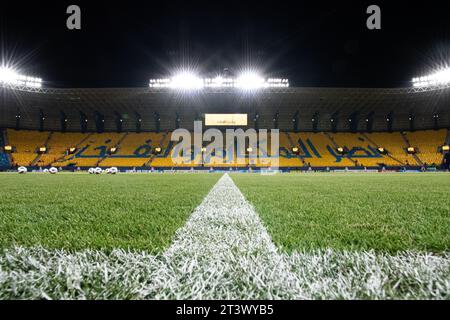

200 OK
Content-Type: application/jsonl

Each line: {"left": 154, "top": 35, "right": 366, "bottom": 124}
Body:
{"left": 1, "top": 85, "right": 449, "bottom": 132}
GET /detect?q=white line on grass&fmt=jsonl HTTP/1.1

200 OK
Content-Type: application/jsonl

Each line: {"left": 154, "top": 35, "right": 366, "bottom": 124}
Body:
{"left": 143, "top": 173, "right": 303, "bottom": 299}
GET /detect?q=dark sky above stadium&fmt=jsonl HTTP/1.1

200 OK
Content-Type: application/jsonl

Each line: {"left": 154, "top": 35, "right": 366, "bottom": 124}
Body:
{"left": 1, "top": 1, "right": 449, "bottom": 88}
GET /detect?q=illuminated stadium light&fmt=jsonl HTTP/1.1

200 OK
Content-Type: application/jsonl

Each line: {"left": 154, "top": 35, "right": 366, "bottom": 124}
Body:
{"left": 336, "top": 147, "right": 346, "bottom": 154}
{"left": 377, "top": 147, "right": 388, "bottom": 155}
{"left": 170, "top": 72, "right": 204, "bottom": 90}
{"left": 149, "top": 72, "right": 204, "bottom": 90}
{"left": 153, "top": 147, "right": 162, "bottom": 154}
{"left": 108, "top": 147, "right": 118, "bottom": 154}
{"left": 236, "top": 72, "right": 265, "bottom": 90}
{"left": 203, "top": 76, "right": 235, "bottom": 88}
{"left": 149, "top": 73, "right": 289, "bottom": 90}
{"left": 246, "top": 147, "right": 253, "bottom": 153}
{"left": 292, "top": 147, "right": 300, "bottom": 154}
{"left": 0, "top": 67, "right": 42, "bottom": 88}
{"left": 412, "top": 67, "right": 450, "bottom": 87}
{"left": 68, "top": 147, "right": 77, "bottom": 154}
{"left": 440, "top": 145, "right": 450, "bottom": 152}
{"left": 3, "top": 145, "right": 13, "bottom": 152}
{"left": 407, "top": 147, "right": 417, "bottom": 154}
{"left": 38, "top": 146, "right": 47, "bottom": 153}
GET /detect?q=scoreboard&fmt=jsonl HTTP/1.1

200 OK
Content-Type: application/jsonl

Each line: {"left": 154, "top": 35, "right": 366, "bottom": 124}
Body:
{"left": 205, "top": 114, "right": 248, "bottom": 126}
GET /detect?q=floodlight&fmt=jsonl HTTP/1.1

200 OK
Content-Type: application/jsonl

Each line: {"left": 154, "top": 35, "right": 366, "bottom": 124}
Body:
{"left": 150, "top": 71, "right": 288, "bottom": 89}
{"left": 68, "top": 147, "right": 77, "bottom": 154}
{"left": 292, "top": 147, "right": 299, "bottom": 154}
{"left": 336, "top": 147, "right": 346, "bottom": 154}
{"left": 201, "top": 147, "right": 207, "bottom": 152}
{"left": 108, "top": 147, "right": 118, "bottom": 154}
{"left": 246, "top": 147, "right": 253, "bottom": 152}
{"left": 440, "top": 145, "right": 450, "bottom": 152}
{"left": 412, "top": 67, "right": 450, "bottom": 87}
{"left": 236, "top": 72, "right": 264, "bottom": 90}
{"left": 377, "top": 147, "right": 387, "bottom": 154}
{"left": 0, "top": 67, "right": 42, "bottom": 88}
{"left": 154, "top": 147, "right": 162, "bottom": 154}
{"left": 0, "top": 68, "right": 18, "bottom": 83}
{"left": 170, "top": 72, "right": 204, "bottom": 90}
{"left": 3, "top": 145, "right": 13, "bottom": 152}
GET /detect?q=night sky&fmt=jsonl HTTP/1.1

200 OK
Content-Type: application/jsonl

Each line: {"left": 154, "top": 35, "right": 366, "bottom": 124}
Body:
{"left": 1, "top": 0, "right": 449, "bottom": 88}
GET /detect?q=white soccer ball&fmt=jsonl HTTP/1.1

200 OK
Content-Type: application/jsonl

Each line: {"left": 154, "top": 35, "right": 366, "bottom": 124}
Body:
{"left": 94, "top": 167, "right": 103, "bottom": 174}
{"left": 104, "top": 168, "right": 111, "bottom": 174}
{"left": 18, "top": 166, "right": 27, "bottom": 174}
{"left": 88, "top": 168, "right": 95, "bottom": 174}
{"left": 49, "top": 167, "right": 58, "bottom": 174}
{"left": 43, "top": 169, "right": 49, "bottom": 173}
{"left": 109, "top": 167, "right": 118, "bottom": 174}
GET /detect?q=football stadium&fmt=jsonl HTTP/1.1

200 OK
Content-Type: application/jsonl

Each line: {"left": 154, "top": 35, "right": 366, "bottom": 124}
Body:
{"left": 0, "top": 1, "right": 449, "bottom": 304}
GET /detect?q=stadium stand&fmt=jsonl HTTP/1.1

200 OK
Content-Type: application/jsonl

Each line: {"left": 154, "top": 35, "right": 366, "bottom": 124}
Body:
{"left": 329, "top": 133, "right": 390, "bottom": 167}
{"left": 363, "top": 132, "right": 418, "bottom": 166}
{"left": 7, "top": 129, "right": 49, "bottom": 166}
{"left": 54, "top": 132, "right": 126, "bottom": 167}
{"left": 404, "top": 129, "right": 447, "bottom": 166}
{"left": 35, "top": 132, "right": 88, "bottom": 167}
{"left": 100, "top": 132, "right": 167, "bottom": 167}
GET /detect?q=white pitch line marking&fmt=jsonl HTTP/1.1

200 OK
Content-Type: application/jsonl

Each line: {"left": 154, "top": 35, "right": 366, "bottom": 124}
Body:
{"left": 144, "top": 173, "right": 303, "bottom": 299}
{"left": 1, "top": 173, "right": 449, "bottom": 299}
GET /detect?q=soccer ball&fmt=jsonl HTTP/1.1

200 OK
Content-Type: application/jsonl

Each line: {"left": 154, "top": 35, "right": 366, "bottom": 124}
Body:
{"left": 109, "top": 167, "right": 118, "bottom": 174}
{"left": 94, "top": 167, "right": 103, "bottom": 174}
{"left": 104, "top": 168, "right": 111, "bottom": 174}
{"left": 43, "top": 169, "right": 49, "bottom": 173}
{"left": 49, "top": 167, "right": 58, "bottom": 174}
{"left": 18, "top": 166, "right": 27, "bottom": 174}
{"left": 88, "top": 168, "right": 95, "bottom": 174}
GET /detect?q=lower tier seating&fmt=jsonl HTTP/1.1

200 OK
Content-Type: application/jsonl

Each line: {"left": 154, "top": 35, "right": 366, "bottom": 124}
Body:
{"left": 3, "top": 128, "right": 448, "bottom": 168}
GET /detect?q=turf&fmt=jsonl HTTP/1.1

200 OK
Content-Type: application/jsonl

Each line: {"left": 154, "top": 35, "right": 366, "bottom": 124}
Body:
{"left": 232, "top": 173, "right": 450, "bottom": 253}
{"left": 0, "top": 173, "right": 220, "bottom": 252}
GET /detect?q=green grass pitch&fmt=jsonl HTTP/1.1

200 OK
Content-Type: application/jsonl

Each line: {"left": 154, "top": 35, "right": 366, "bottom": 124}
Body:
{"left": 0, "top": 173, "right": 220, "bottom": 252}
{"left": 232, "top": 173, "right": 450, "bottom": 253}
{"left": 1, "top": 172, "right": 449, "bottom": 254}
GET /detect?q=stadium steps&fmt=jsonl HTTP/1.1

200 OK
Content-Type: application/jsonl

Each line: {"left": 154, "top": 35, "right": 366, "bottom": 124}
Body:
{"left": 1, "top": 128, "right": 12, "bottom": 166}
{"left": 361, "top": 133, "right": 405, "bottom": 166}
{"left": 445, "top": 129, "right": 450, "bottom": 145}
{"left": 30, "top": 131, "right": 53, "bottom": 166}
{"left": 400, "top": 132, "right": 423, "bottom": 166}
{"left": 326, "top": 132, "right": 357, "bottom": 166}
{"left": 97, "top": 132, "right": 128, "bottom": 166}
{"left": 286, "top": 132, "right": 295, "bottom": 148}
{"left": 286, "top": 132, "right": 305, "bottom": 165}
{"left": 144, "top": 132, "right": 170, "bottom": 167}
{"left": 144, "top": 154, "right": 157, "bottom": 167}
